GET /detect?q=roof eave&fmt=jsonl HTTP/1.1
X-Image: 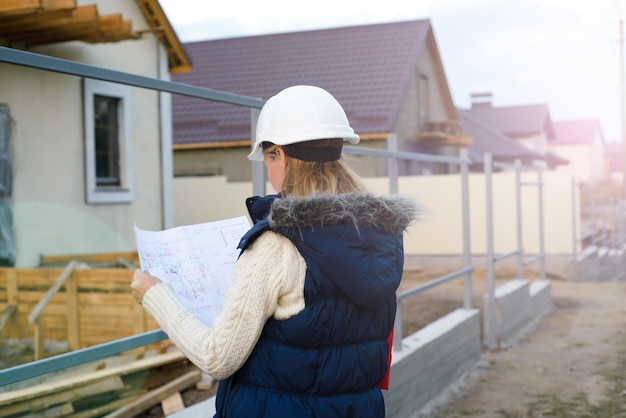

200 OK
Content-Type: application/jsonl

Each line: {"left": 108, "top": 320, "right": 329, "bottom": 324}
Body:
{"left": 135, "top": 0, "right": 192, "bottom": 73}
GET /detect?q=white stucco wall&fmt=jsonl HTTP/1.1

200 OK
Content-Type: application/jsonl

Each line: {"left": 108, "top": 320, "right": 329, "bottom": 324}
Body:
{"left": 1, "top": 0, "right": 167, "bottom": 266}
{"left": 549, "top": 129, "right": 605, "bottom": 185}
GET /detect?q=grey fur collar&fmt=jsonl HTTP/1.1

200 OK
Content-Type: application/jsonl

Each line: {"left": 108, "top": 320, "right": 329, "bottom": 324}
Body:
{"left": 268, "top": 193, "right": 420, "bottom": 235}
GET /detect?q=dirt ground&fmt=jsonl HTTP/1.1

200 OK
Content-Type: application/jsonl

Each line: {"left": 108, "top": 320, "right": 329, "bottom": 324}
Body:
{"left": 139, "top": 267, "right": 626, "bottom": 417}
{"left": 399, "top": 268, "right": 626, "bottom": 418}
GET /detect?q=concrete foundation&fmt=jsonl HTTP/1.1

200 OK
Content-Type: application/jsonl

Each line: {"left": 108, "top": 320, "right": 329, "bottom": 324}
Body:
{"left": 383, "top": 309, "right": 481, "bottom": 418}
{"left": 482, "top": 278, "right": 552, "bottom": 349}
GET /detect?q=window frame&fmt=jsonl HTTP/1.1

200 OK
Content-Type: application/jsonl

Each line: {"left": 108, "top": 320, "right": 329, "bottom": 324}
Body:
{"left": 83, "top": 79, "right": 134, "bottom": 204}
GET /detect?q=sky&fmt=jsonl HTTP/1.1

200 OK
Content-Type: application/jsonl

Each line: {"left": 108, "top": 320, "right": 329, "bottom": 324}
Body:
{"left": 159, "top": 0, "right": 626, "bottom": 142}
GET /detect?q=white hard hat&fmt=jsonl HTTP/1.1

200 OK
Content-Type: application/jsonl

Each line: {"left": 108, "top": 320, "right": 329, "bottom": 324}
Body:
{"left": 247, "top": 85, "right": 360, "bottom": 161}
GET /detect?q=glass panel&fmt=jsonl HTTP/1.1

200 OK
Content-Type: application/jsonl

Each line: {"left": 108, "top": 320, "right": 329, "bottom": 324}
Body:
{"left": 94, "top": 95, "right": 120, "bottom": 186}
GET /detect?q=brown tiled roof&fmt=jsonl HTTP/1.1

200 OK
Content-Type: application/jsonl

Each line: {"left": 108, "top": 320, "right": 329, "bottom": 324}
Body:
{"left": 464, "top": 103, "right": 556, "bottom": 141}
{"left": 171, "top": 19, "right": 432, "bottom": 147}
{"left": 553, "top": 119, "right": 603, "bottom": 145}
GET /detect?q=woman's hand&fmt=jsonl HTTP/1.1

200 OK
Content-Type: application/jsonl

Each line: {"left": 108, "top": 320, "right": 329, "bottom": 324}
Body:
{"left": 131, "top": 269, "right": 162, "bottom": 304}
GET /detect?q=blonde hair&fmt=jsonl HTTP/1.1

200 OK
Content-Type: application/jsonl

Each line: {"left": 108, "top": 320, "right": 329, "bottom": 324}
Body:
{"left": 262, "top": 142, "right": 366, "bottom": 198}
{"left": 283, "top": 158, "right": 365, "bottom": 199}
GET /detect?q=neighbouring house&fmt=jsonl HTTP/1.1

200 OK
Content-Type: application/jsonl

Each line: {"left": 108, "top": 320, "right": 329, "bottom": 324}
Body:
{"left": 171, "top": 19, "right": 472, "bottom": 181}
{"left": 457, "top": 108, "right": 545, "bottom": 171}
{"left": 462, "top": 92, "right": 568, "bottom": 169}
{"left": 549, "top": 119, "right": 606, "bottom": 185}
{"left": 0, "top": 0, "right": 191, "bottom": 266}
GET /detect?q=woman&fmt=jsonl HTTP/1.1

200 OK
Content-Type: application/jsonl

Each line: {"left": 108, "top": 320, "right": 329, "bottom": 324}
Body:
{"left": 131, "top": 85, "right": 420, "bottom": 417}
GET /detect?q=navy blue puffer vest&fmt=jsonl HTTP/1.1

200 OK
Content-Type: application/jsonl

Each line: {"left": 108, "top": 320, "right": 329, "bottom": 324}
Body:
{"left": 213, "top": 193, "right": 418, "bottom": 418}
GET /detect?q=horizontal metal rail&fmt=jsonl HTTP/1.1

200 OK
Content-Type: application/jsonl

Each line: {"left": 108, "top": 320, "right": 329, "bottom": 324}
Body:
{"left": 397, "top": 266, "right": 474, "bottom": 301}
{"left": 0, "top": 47, "right": 265, "bottom": 108}
{"left": 523, "top": 254, "right": 544, "bottom": 267}
{"left": 492, "top": 248, "right": 522, "bottom": 263}
{"left": 0, "top": 329, "right": 167, "bottom": 387}
{"left": 344, "top": 145, "right": 470, "bottom": 165}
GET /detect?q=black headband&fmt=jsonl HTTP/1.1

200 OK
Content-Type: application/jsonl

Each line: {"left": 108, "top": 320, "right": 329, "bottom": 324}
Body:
{"left": 281, "top": 139, "right": 343, "bottom": 162}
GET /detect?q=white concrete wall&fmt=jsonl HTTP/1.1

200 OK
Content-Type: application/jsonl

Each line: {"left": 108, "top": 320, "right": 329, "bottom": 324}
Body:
{"left": 173, "top": 169, "right": 579, "bottom": 256}
{"left": 550, "top": 144, "right": 592, "bottom": 183}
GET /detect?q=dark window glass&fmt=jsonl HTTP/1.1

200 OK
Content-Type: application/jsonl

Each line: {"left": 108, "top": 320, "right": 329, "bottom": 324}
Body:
{"left": 94, "top": 95, "right": 120, "bottom": 186}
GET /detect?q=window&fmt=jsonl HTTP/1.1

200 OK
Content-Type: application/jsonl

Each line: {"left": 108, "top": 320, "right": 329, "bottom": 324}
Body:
{"left": 83, "top": 79, "right": 133, "bottom": 203}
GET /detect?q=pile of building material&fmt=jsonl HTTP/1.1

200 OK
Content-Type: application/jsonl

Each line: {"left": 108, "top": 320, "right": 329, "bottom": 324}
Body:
{"left": 0, "top": 348, "right": 213, "bottom": 418}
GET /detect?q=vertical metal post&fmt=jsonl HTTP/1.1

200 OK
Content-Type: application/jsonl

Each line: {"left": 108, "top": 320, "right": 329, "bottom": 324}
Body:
{"left": 460, "top": 148, "right": 472, "bottom": 309}
{"left": 571, "top": 177, "right": 578, "bottom": 262}
{"left": 484, "top": 153, "right": 496, "bottom": 349}
{"left": 620, "top": 200, "right": 626, "bottom": 251}
{"left": 620, "top": 20, "right": 626, "bottom": 193}
{"left": 515, "top": 159, "right": 524, "bottom": 280}
{"left": 389, "top": 133, "right": 401, "bottom": 352}
{"left": 608, "top": 198, "right": 614, "bottom": 251}
{"left": 621, "top": 200, "right": 626, "bottom": 251}
{"left": 393, "top": 303, "right": 403, "bottom": 352}
{"left": 590, "top": 187, "right": 596, "bottom": 247}
{"left": 157, "top": 44, "right": 174, "bottom": 229}
{"left": 250, "top": 108, "right": 266, "bottom": 196}
{"left": 602, "top": 197, "right": 608, "bottom": 249}
{"left": 536, "top": 161, "right": 546, "bottom": 281}
{"left": 388, "top": 134, "right": 399, "bottom": 194}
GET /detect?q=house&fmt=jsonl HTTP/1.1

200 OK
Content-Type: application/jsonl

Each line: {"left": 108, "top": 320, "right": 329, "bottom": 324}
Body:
{"left": 463, "top": 92, "right": 568, "bottom": 169}
{"left": 457, "top": 108, "right": 545, "bottom": 171}
{"left": 0, "top": 0, "right": 191, "bottom": 267}
{"left": 549, "top": 119, "right": 606, "bottom": 185}
{"left": 604, "top": 142, "right": 625, "bottom": 186}
{"left": 171, "top": 19, "right": 472, "bottom": 181}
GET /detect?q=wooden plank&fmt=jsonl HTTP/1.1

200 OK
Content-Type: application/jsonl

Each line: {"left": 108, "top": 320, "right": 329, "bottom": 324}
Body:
{"left": 5, "top": 267, "right": 18, "bottom": 337}
{"left": 0, "top": 0, "right": 40, "bottom": 14}
{"left": 22, "top": 402, "right": 74, "bottom": 418}
{"left": 33, "top": 320, "right": 45, "bottom": 361}
{"left": 41, "top": 0, "right": 76, "bottom": 12}
{"left": 79, "top": 298, "right": 136, "bottom": 312}
{"left": 0, "top": 304, "right": 16, "bottom": 332}
{"left": 0, "top": 350, "right": 186, "bottom": 405}
{"left": 0, "top": 377, "right": 123, "bottom": 416}
{"left": 28, "top": 260, "right": 77, "bottom": 324}
{"left": 133, "top": 298, "right": 147, "bottom": 335}
{"left": 18, "top": 268, "right": 66, "bottom": 287}
{"left": 40, "top": 252, "right": 138, "bottom": 267}
{"left": 2, "top": 4, "right": 97, "bottom": 35}
{"left": 66, "top": 274, "right": 80, "bottom": 351}
{"left": 76, "top": 270, "right": 133, "bottom": 293}
{"left": 69, "top": 395, "right": 140, "bottom": 418}
{"left": 161, "top": 392, "right": 185, "bottom": 416}
{"left": 103, "top": 370, "right": 201, "bottom": 418}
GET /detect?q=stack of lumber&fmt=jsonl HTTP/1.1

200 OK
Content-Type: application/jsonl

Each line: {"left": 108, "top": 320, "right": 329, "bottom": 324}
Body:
{"left": 0, "top": 349, "right": 212, "bottom": 417}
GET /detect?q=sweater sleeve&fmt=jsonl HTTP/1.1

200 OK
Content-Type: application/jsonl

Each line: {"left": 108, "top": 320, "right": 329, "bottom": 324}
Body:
{"left": 141, "top": 230, "right": 306, "bottom": 380}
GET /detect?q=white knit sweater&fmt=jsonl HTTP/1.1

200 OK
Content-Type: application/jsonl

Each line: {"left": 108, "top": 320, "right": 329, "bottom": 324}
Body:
{"left": 141, "top": 230, "right": 307, "bottom": 380}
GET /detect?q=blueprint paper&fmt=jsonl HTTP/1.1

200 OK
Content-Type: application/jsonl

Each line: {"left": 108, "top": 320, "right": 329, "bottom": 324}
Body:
{"left": 134, "top": 216, "right": 251, "bottom": 326}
